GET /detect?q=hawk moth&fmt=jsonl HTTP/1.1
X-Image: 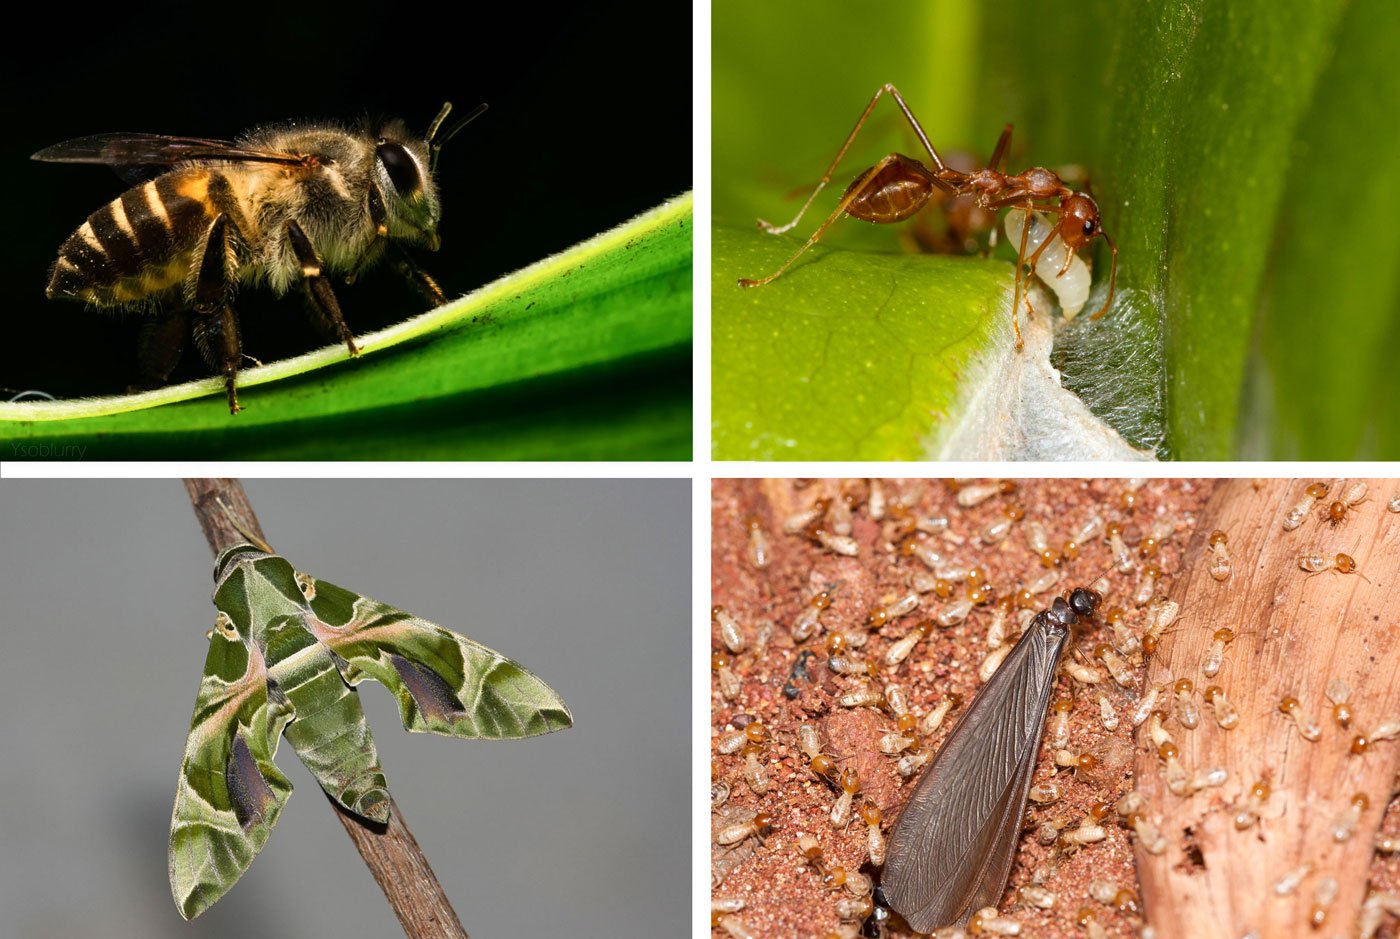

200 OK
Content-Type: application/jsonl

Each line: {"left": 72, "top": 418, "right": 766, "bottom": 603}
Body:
{"left": 169, "top": 541, "right": 572, "bottom": 919}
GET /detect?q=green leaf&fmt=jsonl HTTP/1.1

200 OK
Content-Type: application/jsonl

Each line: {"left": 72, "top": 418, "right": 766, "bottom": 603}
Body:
{"left": 713, "top": 225, "right": 1008, "bottom": 460}
{"left": 1, "top": 195, "right": 692, "bottom": 460}
{"left": 714, "top": 1, "right": 1397, "bottom": 459}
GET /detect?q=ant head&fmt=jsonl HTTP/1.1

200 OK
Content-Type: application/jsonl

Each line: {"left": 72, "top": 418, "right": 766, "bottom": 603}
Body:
{"left": 1058, "top": 192, "right": 1103, "bottom": 249}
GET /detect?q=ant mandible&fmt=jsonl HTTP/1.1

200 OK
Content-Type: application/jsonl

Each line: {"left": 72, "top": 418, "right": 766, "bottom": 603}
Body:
{"left": 737, "top": 83, "right": 1118, "bottom": 351}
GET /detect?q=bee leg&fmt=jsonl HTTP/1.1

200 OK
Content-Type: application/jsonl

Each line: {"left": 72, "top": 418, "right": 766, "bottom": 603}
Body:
{"left": 132, "top": 309, "right": 189, "bottom": 391}
{"left": 389, "top": 244, "right": 447, "bottom": 308}
{"left": 191, "top": 214, "right": 244, "bottom": 413}
{"left": 287, "top": 220, "right": 359, "bottom": 356}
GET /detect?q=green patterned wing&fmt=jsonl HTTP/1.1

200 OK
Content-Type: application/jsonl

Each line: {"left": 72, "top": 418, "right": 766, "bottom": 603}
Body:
{"left": 169, "top": 612, "right": 294, "bottom": 920}
{"left": 297, "top": 570, "right": 573, "bottom": 740}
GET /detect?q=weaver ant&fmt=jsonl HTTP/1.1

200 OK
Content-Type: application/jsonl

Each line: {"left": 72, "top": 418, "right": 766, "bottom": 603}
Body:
{"left": 737, "top": 83, "right": 1118, "bottom": 350}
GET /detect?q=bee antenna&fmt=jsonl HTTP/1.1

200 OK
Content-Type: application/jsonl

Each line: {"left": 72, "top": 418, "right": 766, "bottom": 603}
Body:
{"left": 427, "top": 101, "right": 488, "bottom": 173}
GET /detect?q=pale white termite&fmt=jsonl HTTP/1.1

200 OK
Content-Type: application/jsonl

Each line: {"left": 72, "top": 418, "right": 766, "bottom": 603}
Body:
{"left": 981, "top": 504, "right": 1024, "bottom": 545}
{"left": 1233, "top": 780, "right": 1271, "bottom": 830}
{"left": 969, "top": 907, "right": 1023, "bottom": 936}
{"left": 1097, "top": 694, "right": 1120, "bottom": 731}
{"left": 745, "top": 515, "right": 770, "bottom": 569}
{"left": 1298, "top": 551, "right": 1364, "bottom": 577}
{"left": 1097, "top": 644, "right": 1135, "bottom": 689}
{"left": 937, "top": 599, "right": 974, "bottom": 627}
{"left": 1325, "top": 677, "right": 1352, "bottom": 729}
{"left": 1158, "top": 742, "right": 1189, "bottom": 795}
{"left": 1018, "top": 885, "right": 1055, "bottom": 909}
{"left": 1174, "top": 679, "right": 1200, "bottom": 729}
{"left": 879, "top": 732, "right": 919, "bottom": 755}
{"left": 867, "top": 592, "right": 921, "bottom": 629}
{"left": 784, "top": 501, "right": 826, "bottom": 534}
{"left": 868, "top": 478, "right": 887, "bottom": 520}
{"left": 713, "top": 606, "right": 747, "bottom": 653}
{"left": 1048, "top": 698, "right": 1073, "bottom": 749}
{"left": 1184, "top": 767, "right": 1227, "bottom": 795}
{"left": 743, "top": 747, "right": 769, "bottom": 795}
{"left": 1024, "top": 567, "right": 1062, "bottom": 596}
{"left": 956, "top": 480, "right": 1010, "bottom": 508}
{"left": 1309, "top": 876, "right": 1338, "bottom": 930}
{"left": 897, "top": 749, "right": 933, "bottom": 777}
{"left": 716, "top": 916, "right": 759, "bottom": 939}
{"left": 1282, "top": 482, "right": 1328, "bottom": 531}
{"left": 839, "top": 687, "right": 884, "bottom": 709}
{"left": 716, "top": 728, "right": 749, "bottom": 754}
{"left": 1105, "top": 522, "right": 1135, "bottom": 573}
{"left": 1131, "top": 684, "right": 1164, "bottom": 727}
{"left": 1063, "top": 660, "right": 1102, "bottom": 684}
{"left": 1023, "top": 520, "right": 1049, "bottom": 555}
{"left": 1204, "top": 686, "right": 1239, "bottom": 730}
{"left": 1389, "top": 492, "right": 1400, "bottom": 513}
{"left": 1142, "top": 598, "right": 1180, "bottom": 656}
{"left": 979, "top": 644, "right": 1011, "bottom": 681}
{"left": 1326, "top": 480, "right": 1368, "bottom": 525}
{"left": 886, "top": 621, "right": 933, "bottom": 667}
{"left": 920, "top": 695, "right": 959, "bottom": 736}
{"left": 1028, "top": 780, "right": 1063, "bottom": 804}
{"left": 828, "top": 653, "right": 873, "bottom": 676}
{"left": 713, "top": 652, "right": 741, "bottom": 701}
{"left": 1272, "top": 863, "right": 1313, "bottom": 897}
{"left": 861, "top": 803, "right": 886, "bottom": 866}
{"left": 829, "top": 493, "right": 854, "bottom": 536}
{"left": 1278, "top": 696, "right": 1322, "bottom": 741}
{"left": 903, "top": 540, "right": 945, "bottom": 572}
{"left": 1331, "top": 793, "right": 1369, "bottom": 842}
{"left": 1207, "top": 530, "right": 1231, "bottom": 582}
{"left": 1202, "top": 628, "right": 1235, "bottom": 678}
{"left": 814, "top": 529, "right": 860, "bottom": 556}
{"left": 715, "top": 811, "right": 773, "bottom": 845}
{"left": 1059, "top": 817, "right": 1107, "bottom": 848}
{"left": 711, "top": 897, "right": 747, "bottom": 914}
{"left": 916, "top": 514, "right": 950, "bottom": 535}
{"left": 791, "top": 587, "right": 834, "bottom": 643}
{"left": 1002, "top": 207, "right": 1090, "bottom": 319}
{"left": 1133, "top": 563, "right": 1162, "bottom": 606}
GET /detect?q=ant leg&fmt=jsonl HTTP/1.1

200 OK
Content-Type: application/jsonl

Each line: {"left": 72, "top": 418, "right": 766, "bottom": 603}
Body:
{"left": 988, "top": 123, "right": 1014, "bottom": 174}
{"left": 287, "top": 220, "right": 360, "bottom": 356}
{"left": 1009, "top": 203, "right": 1036, "bottom": 351}
{"left": 189, "top": 214, "right": 244, "bottom": 413}
{"left": 1089, "top": 231, "right": 1118, "bottom": 320}
{"left": 740, "top": 154, "right": 905, "bottom": 287}
{"left": 757, "top": 83, "right": 955, "bottom": 236}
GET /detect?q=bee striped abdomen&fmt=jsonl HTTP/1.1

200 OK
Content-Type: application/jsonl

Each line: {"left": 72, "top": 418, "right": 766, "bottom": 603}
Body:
{"left": 47, "top": 169, "right": 226, "bottom": 305}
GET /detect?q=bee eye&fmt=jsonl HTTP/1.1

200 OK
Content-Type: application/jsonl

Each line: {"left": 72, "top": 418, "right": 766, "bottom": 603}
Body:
{"left": 376, "top": 142, "right": 421, "bottom": 194}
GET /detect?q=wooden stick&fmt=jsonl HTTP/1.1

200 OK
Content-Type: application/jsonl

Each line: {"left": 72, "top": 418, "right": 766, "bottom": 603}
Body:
{"left": 1134, "top": 477, "right": 1400, "bottom": 938}
{"left": 183, "top": 477, "right": 469, "bottom": 939}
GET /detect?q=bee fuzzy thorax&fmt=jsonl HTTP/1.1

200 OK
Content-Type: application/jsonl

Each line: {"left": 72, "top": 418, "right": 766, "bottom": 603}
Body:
{"left": 35, "top": 100, "right": 476, "bottom": 412}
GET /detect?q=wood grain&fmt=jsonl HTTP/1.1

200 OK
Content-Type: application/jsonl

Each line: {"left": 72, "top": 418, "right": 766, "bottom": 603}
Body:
{"left": 1135, "top": 478, "right": 1400, "bottom": 938}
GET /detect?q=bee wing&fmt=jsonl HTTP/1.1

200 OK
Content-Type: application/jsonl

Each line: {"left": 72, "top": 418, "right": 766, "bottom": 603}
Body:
{"left": 881, "top": 618, "right": 1069, "bottom": 931}
{"left": 31, "top": 133, "right": 304, "bottom": 168}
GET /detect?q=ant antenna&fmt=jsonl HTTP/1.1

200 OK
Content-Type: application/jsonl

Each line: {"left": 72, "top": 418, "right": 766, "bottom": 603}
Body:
{"left": 427, "top": 101, "right": 488, "bottom": 174}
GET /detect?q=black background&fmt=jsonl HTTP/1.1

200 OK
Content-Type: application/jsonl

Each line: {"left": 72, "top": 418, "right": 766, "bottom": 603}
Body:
{"left": 2, "top": 3, "right": 691, "bottom": 396}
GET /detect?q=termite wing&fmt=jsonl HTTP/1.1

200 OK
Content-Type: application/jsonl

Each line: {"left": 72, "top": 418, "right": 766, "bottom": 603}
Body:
{"left": 169, "top": 541, "right": 573, "bottom": 920}
{"left": 879, "top": 588, "right": 1097, "bottom": 931}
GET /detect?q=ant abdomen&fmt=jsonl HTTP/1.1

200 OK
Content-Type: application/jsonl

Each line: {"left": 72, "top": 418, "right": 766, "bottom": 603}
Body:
{"left": 842, "top": 155, "right": 938, "bottom": 224}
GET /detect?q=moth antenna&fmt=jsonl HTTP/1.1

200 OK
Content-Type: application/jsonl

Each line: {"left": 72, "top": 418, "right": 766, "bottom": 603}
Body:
{"left": 215, "top": 496, "right": 275, "bottom": 553}
{"left": 428, "top": 101, "right": 488, "bottom": 174}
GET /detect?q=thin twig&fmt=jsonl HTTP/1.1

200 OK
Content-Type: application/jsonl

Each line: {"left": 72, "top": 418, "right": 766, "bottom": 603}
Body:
{"left": 183, "top": 478, "right": 469, "bottom": 939}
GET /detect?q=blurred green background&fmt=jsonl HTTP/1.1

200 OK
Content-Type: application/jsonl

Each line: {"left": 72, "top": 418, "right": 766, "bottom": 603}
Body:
{"left": 714, "top": 0, "right": 1400, "bottom": 460}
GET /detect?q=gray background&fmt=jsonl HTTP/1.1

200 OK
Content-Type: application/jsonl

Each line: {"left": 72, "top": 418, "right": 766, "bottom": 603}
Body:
{"left": 0, "top": 480, "right": 690, "bottom": 938}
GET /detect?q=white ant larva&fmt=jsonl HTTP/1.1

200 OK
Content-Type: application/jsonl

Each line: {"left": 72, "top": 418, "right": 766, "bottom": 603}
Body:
{"left": 897, "top": 749, "right": 933, "bottom": 777}
{"left": 1096, "top": 644, "right": 1135, "bottom": 689}
{"left": 1283, "top": 482, "right": 1329, "bottom": 531}
{"left": 1024, "top": 567, "right": 1062, "bottom": 596}
{"left": 1002, "top": 207, "right": 1091, "bottom": 319}
{"left": 937, "top": 598, "right": 975, "bottom": 627}
{"left": 839, "top": 687, "right": 884, "bottom": 709}
{"left": 745, "top": 515, "right": 770, "bottom": 569}
{"left": 981, "top": 504, "right": 1025, "bottom": 545}
{"left": 1174, "top": 679, "right": 1200, "bottom": 729}
{"left": 713, "top": 652, "right": 741, "bottom": 701}
{"left": 791, "top": 587, "right": 834, "bottom": 643}
{"left": 1142, "top": 598, "right": 1180, "bottom": 655}
{"left": 1133, "top": 563, "right": 1162, "bottom": 606}
{"left": 1331, "top": 793, "right": 1369, "bottom": 842}
{"left": 868, "top": 479, "right": 887, "bottom": 520}
{"left": 1204, "top": 686, "right": 1240, "bottom": 729}
{"left": 1272, "top": 863, "right": 1313, "bottom": 897}
{"left": 1098, "top": 694, "right": 1120, "bottom": 731}
{"left": 1018, "top": 885, "right": 1055, "bottom": 909}
{"left": 866, "top": 592, "right": 921, "bottom": 629}
{"left": 1207, "top": 530, "right": 1231, "bottom": 582}
{"left": 1024, "top": 520, "right": 1049, "bottom": 554}
{"left": 1308, "top": 876, "right": 1338, "bottom": 930}
{"left": 713, "top": 606, "right": 747, "bottom": 653}
{"left": 1131, "top": 685, "right": 1163, "bottom": 727}
{"left": 1278, "top": 696, "right": 1322, "bottom": 741}
{"left": 861, "top": 803, "right": 886, "bottom": 866}
{"left": 1233, "top": 780, "right": 1271, "bottom": 830}
{"left": 813, "top": 528, "right": 860, "bottom": 556}
{"left": 1298, "top": 551, "right": 1365, "bottom": 577}
{"left": 1202, "top": 628, "right": 1235, "bottom": 678}
{"left": 1325, "top": 677, "right": 1352, "bottom": 728}
{"left": 1064, "top": 660, "right": 1102, "bottom": 684}
{"left": 920, "top": 695, "right": 960, "bottom": 736}
{"left": 1105, "top": 522, "right": 1135, "bottom": 573}
{"left": 784, "top": 500, "right": 826, "bottom": 534}
{"left": 886, "top": 621, "right": 933, "bottom": 667}
{"left": 715, "top": 811, "right": 774, "bottom": 845}
{"left": 979, "top": 644, "right": 1012, "bottom": 681}
{"left": 956, "top": 480, "right": 1012, "bottom": 508}
{"left": 829, "top": 493, "right": 854, "bottom": 536}
{"left": 969, "top": 907, "right": 1023, "bottom": 937}
{"left": 1049, "top": 698, "right": 1073, "bottom": 749}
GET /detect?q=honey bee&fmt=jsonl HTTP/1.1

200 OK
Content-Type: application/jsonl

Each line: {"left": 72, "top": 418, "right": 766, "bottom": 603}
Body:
{"left": 32, "top": 102, "right": 486, "bottom": 412}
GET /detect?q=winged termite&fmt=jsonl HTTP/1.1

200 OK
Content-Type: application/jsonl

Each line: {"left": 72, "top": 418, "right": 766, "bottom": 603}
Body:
{"left": 877, "top": 584, "right": 1101, "bottom": 932}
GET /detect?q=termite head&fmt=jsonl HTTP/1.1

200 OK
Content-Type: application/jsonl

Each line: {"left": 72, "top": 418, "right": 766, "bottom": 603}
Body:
{"left": 1058, "top": 192, "right": 1103, "bottom": 250}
